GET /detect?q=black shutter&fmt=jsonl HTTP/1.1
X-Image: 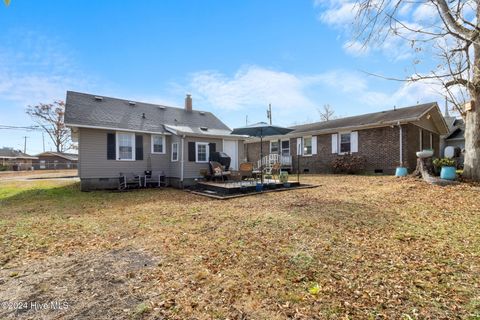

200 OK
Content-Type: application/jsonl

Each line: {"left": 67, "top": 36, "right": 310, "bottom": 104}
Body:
{"left": 107, "top": 133, "right": 116, "bottom": 160}
{"left": 188, "top": 142, "right": 195, "bottom": 162}
{"left": 208, "top": 143, "right": 216, "bottom": 161}
{"left": 135, "top": 135, "right": 143, "bottom": 160}
{"left": 209, "top": 143, "right": 216, "bottom": 154}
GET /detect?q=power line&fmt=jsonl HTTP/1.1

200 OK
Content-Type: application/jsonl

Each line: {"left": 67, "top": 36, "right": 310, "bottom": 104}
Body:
{"left": 0, "top": 125, "right": 42, "bottom": 131}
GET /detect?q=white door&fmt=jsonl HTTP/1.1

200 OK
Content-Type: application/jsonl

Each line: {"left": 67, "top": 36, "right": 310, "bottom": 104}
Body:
{"left": 223, "top": 140, "right": 238, "bottom": 170}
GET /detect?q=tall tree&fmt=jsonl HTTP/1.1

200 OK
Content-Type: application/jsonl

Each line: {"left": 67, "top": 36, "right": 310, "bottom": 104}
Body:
{"left": 347, "top": 0, "right": 480, "bottom": 180}
{"left": 318, "top": 104, "right": 336, "bottom": 121}
{"left": 26, "top": 101, "right": 72, "bottom": 153}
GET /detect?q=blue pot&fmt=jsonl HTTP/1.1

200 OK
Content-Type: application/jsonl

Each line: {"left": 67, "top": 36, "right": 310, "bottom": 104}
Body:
{"left": 255, "top": 183, "right": 263, "bottom": 192}
{"left": 440, "top": 166, "right": 456, "bottom": 180}
{"left": 395, "top": 167, "right": 408, "bottom": 177}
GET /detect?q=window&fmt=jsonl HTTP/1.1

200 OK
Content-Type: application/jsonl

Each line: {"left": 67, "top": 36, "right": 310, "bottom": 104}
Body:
{"left": 151, "top": 135, "right": 165, "bottom": 154}
{"left": 281, "top": 140, "right": 290, "bottom": 156}
{"left": 303, "top": 137, "right": 312, "bottom": 156}
{"left": 340, "top": 133, "right": 351, "bottom": 153}
{"left": 39, "top": 160, "right": 45, "bottom": 169}
{"left": 429, "top": 132, "right": 433, "bottom": 149}
{"left": 195, "top": 142, "right": 209, "bottom": 163}
{"left": 171, "top": 142, "right": 179, "bottom": 162}
{"left": 270, "top": 141, "right": 279, "bottom": 153}
{"left": 117, "top": 132, "right": 135, "bottom": 160}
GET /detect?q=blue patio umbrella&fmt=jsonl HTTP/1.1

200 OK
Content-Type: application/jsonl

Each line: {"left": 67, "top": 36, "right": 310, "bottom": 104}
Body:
{"left": 231, "top": 122, "right": 293, "bottom": 184}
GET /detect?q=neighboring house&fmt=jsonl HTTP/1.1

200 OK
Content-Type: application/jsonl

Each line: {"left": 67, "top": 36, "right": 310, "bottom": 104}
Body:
{"left": 0, "top": 147, "right": 38, "bottom": 171}
{"left": 33, "top": 152, "right": 78, "bottom": 170}
{"left": 245, "top": 102, "right": 449, "bottom": 174}
{"left": 64, "top": 91, "right": 245, "bottom": 191}
{"left": 443, "top": 118, "right": 465, "bottom": 165}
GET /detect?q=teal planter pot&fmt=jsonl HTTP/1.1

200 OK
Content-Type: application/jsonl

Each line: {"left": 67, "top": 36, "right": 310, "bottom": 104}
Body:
{"left": 440, "top": 166, "right": 456, "bottom": 180}
{"left": 395, "top": 167, "right": 408, "bottom": 177}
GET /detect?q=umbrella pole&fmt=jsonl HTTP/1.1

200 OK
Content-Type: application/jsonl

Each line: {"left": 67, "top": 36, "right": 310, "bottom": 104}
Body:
{"left": 260, "top": 134, "right": 263, "bottom": 184}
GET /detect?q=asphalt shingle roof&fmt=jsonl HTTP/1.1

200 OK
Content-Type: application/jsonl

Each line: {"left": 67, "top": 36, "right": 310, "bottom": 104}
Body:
{"left": 446, "top": 119, "right": 465, "bottom": 140}
{"left": 290, "top": 102, "right": 437, "bottom": 134}
{"left": 65, "top": 91, "right": 231, "bottom": 135}
{"left": 0, "top": 148, "right": 37, "bottom": 159}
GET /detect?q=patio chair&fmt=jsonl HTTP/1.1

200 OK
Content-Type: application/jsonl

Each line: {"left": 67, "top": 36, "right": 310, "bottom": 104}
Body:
{"left": 209, "top": 161, "right": 231, "bottom": 182}
{"left": 239, "top": 162, "right": 254, "bottom": 180}
{"left": 119, "top": 172, "right": 142, "bottom": 190}
{"left": 144, "top": 170, "right": 166, "bottom": 187}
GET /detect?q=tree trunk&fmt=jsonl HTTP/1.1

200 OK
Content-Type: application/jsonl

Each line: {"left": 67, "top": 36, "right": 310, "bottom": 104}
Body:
{"left": 463, "top": 42, "right": 480, "bottom": 181}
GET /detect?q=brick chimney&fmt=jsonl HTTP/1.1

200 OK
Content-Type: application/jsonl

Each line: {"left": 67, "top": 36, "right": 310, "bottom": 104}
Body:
{"left": 185, "top": 94, "right": 192, "bottom": 112}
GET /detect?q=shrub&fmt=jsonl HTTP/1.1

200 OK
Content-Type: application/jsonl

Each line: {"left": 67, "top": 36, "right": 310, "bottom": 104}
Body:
{"left": 0, "top": 165, "right": 8, "bottom": 171}
{"left": 433, "top": 158, "right": 456, "bottom": 169}
{"left": 331, "top": 154, "right": 366, "bottom": 174}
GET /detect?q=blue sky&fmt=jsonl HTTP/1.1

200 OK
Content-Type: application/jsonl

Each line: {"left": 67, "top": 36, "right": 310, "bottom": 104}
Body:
{"left": 0, "top": 0, "right": 445, "bottom": 154}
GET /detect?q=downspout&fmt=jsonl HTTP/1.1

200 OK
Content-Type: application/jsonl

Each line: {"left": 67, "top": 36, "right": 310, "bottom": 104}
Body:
{"left": 180, "top": 135, "right": 185, "bottom": 188}
{"left": 398, "top": 121, "right": 403, "bottom": 166}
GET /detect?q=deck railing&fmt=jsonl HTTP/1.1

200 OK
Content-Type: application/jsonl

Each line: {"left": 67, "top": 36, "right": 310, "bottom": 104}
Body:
{"left": 257, "top": 153, "right": 292, "bottom": 169}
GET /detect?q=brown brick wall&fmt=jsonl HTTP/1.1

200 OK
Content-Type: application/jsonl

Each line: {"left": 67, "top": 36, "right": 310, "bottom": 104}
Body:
{"left": 244, "top": 124, "right": 441, "bottom": 174}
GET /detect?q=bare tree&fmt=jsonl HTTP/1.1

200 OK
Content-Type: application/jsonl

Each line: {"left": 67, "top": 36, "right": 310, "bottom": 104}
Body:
{"left": 317, "top": 104, "right": 336, "bottom": 121}
{"left": 348, "top": 0, "right": 480, "bottom": 181}
{"left": 26, "top": 101, "right": 72, "bottom": 153}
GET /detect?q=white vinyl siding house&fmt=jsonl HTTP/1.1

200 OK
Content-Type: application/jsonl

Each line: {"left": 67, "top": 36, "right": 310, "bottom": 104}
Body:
{"left": 65, "top": 91, "right": 244, "bottom": 190}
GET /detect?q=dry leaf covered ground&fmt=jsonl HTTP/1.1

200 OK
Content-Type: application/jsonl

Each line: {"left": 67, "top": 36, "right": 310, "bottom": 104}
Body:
{"left": 0, "top": 175, "right": 479, "bottom": 319}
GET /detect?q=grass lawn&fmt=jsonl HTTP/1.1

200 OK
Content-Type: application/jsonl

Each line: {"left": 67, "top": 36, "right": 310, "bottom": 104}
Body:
{"left": 0, "top": 175, "right": 479, "bottom": 319}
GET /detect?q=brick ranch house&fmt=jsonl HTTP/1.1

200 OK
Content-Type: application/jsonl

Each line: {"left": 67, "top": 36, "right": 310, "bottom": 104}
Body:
{"left": 33, "top": 152, "right": 78, "bottom": 170}
{"left": 244, "top": 103, "right": 449, "bottom": 174}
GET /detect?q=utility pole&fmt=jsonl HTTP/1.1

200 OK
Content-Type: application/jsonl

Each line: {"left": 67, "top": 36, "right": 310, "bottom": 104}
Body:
{"left": 267, "top": 103, "right": 272, "bottom": 125}
{"left": 42, "top": 131, "right": 45, "bottom": 152}
{"left": 245, "top": 115, "right": 248, "bottom": 126}
{"left": 23, "top": 136, "right": 28, "bottom": 153}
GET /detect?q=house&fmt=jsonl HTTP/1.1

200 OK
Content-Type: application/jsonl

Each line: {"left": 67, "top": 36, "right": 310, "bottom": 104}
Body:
{"left": 245, "top": 102, "right": 449, "bottom": 174}
{"left": 33, "top": 152, "right": 78, "bottom": 170}
{"left": 64, "top": 91, "right": 245, "bottom": 191}
{"left": 0, "top": 147, "right": 38, "bottom": 171}
{"left": 439, "top": 105, "right": 465, "bottom": 164}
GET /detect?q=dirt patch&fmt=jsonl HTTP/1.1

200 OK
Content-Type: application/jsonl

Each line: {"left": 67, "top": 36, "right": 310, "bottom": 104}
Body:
{"left": 0, "top": 248, "right": 158, "bottom": 320}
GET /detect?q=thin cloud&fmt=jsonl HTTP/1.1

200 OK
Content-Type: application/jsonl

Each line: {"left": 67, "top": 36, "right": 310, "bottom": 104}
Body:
{"left": 0, "top": 30, "right": 92, "bottom": 106}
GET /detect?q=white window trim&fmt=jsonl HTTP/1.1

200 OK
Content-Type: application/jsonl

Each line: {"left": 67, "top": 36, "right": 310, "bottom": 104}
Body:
{"left": 195, "top": 142, "right": 209, "bottom": 163}
{"left": 302, "top": 136, "right": 313, "bottom": 156}
{"left": 270, "top": 140, "right": 279, "bottom": 154}
{"left": 171, "top": 142, "right": 179, "bottom": 162}
{"left": 116, "top": 132, "right": 136, "bottom": 161}
{"left": 151, "top": 134, "right": 166, "bottom": 154}
{"left": 338, "top": 132, "right": 352, "bottom": 155}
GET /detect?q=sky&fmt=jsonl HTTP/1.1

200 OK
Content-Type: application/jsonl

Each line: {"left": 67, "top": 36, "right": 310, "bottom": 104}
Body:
{"left": 0, "top": 0, "right": 449, "bottom": 154}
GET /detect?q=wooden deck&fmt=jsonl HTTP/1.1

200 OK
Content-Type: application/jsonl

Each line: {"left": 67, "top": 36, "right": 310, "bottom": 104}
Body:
{"left": 194, "top": 179, "right": 301, "bottom": 196}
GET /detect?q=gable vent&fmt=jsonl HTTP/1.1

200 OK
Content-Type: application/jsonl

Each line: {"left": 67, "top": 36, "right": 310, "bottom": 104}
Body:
{"left": 128, "top": 101, "right": 136, "bottom": 106}
{"left": 94, "top": 96, "right": 103, "bottom": 101}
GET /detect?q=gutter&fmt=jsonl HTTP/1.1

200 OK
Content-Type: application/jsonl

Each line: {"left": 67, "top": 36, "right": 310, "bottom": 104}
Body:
{"left": 398, "top": 121, "right": 403, "bottom": 166}
{"left": 65, "top": 123, "right": 171, "bottom": 135}
{"left": 180, "top": 135, "right": 185, "bottom": 188}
